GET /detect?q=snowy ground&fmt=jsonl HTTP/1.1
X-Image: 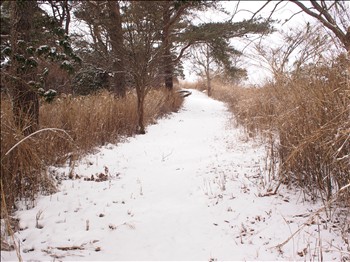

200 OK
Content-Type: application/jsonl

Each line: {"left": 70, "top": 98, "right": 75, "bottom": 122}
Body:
{"left": 2, "top": 90, "right": 349, "bottom": 261}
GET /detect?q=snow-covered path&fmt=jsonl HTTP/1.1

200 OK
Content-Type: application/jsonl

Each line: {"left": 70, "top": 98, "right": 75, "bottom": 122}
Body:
{"left": 2, "top": 90, "right": 348, "bottom": 261}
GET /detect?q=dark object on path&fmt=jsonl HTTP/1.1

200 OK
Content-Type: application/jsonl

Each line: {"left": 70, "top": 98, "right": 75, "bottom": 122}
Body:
{"left": 177, "top": 90, "right": 192, "bottom": 97}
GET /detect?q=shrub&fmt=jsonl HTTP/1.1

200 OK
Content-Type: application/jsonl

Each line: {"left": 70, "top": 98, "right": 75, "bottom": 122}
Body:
{"left": 72, "top": 66, "right": 110, "bottom": 95}
{"left": 211, "top": 55, "right": 350, "bottom": 203}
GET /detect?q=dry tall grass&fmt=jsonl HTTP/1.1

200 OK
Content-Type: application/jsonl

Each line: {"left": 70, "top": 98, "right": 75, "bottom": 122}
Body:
{"left": 210, "top": 56, "right": 350, "bottom": 204}
{"left": 1, "top": 88, "right": 183, "bottom": 215}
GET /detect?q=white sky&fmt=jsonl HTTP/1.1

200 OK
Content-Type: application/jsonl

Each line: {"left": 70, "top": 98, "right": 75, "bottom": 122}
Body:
{"left": 183, "top": 1, "right": 313, "bottom": 85}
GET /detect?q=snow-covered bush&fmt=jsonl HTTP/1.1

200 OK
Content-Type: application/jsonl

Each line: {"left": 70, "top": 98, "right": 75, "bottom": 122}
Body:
{"left": 38, "top": 88, "right": 57, "bottom": 103}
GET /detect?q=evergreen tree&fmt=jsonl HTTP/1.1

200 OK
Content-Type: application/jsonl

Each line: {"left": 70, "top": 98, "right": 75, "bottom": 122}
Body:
{"left": 1, "top": 0, "right": 80, "bottom": 135}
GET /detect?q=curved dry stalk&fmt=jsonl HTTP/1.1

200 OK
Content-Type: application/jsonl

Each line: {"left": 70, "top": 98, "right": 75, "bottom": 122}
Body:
{"left": 4, "top": 128, "right": 73, "bottom": 157}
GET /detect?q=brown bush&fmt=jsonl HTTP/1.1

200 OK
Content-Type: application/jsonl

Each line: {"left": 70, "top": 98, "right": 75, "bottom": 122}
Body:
{"left": 1, "top": 88, "right": 183, "bottom": 215}
{"left": 211, "top": 56, "right": 350, "bottom": 203}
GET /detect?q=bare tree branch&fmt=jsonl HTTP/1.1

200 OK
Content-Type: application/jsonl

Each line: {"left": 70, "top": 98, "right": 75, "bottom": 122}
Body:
{"left": 228, "top": 1, "right": 240, "bottom": 22}
{"left": 290, "top": 1, "right": 348, "bottom": 50}
{"left": 250, "top": 0, "right": 272, "bottom": 20}
{"left": 281, "top": 10, "right": 304, "bottom": 26}
{"left": 173, "top": 41, "right": 192, "bottom": 64}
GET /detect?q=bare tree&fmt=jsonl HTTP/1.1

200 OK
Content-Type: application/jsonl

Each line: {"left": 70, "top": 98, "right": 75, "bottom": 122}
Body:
{"left": 252, "top": 0, "right": 350, "bottom": 52}
{"left": 123, "top": 1, "right": 164, "bottom": 134}
{"left": 291, "top": 1, "right": 350, "bottom": 52}
{"left": 253, "top": 23, "right": 334, "bottom": 83}
{"left": 190, "top": 43, "right": 217, "bottom": 96}
{"left": 106, "top": 1, "right": 126, "bottom": 97}
{"left": 160, "top": 1, "right": 190, "bottom": 90}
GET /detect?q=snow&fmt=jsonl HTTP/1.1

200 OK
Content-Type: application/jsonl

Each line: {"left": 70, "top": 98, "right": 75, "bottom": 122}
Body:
{"left": 2, "top": 90, "right": 349, "bottom": 261}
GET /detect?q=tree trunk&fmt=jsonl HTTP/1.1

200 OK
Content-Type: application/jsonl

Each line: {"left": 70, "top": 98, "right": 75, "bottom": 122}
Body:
{"left": 107, "top": 1, "right": 126, "bottom": 98}
{"left": 10, "top": 1, "right": 39, "bottom": 136}
{"left": 162, "top": 5, "right": 174, "bottom": 90}
{"left": 63, "top": 0, "right": 70, "bottom": 35}
{"left": 205, "top": 44, "right": 212, "bottom": 96}
{"left": 345, "top": 28, "right": 350, "bottom": 53}
{"left": 136, "top": 90, "right": 146, "bottom": 134}
{"left": 206, "top": 71, "right": 212, "bottom": 97}
{"left": 12, "top": 87, "right": 39, "bottom": 136}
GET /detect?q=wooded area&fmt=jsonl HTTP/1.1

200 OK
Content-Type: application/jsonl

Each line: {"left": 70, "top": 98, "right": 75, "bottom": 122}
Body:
{"left": 1, "top": 1, "right": 272, "bottom": 134}
{"left": 0, "top": 0, "right": 349, "bottom": 246}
